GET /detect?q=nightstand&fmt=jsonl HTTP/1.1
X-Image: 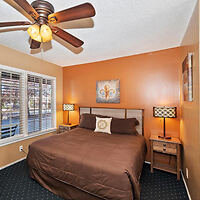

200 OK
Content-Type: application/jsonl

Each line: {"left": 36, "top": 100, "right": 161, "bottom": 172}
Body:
{"left": 150, "top": 135, "right": 181, "bottom": 180}
{"left": 58, "top": 124, "right": 78, "bottom": 134}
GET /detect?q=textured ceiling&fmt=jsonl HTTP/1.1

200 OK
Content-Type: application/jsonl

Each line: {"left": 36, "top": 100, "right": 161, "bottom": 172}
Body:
{"left": 0, "top": 0, "right": 197, "bottom": 67}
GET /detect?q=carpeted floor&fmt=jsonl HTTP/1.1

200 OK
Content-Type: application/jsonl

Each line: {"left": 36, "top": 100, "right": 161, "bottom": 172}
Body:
{"left": 0, "top": 160, "right": 189, "bottom": 200}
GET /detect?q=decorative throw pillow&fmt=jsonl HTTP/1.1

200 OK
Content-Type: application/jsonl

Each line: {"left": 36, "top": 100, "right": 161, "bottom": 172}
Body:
{"left": 94, "top": 117, "right": 112, "bottom": 134}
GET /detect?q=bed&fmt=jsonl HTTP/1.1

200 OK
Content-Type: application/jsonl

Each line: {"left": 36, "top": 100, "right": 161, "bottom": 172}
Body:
{"left": 27, "top": 107, "right": 146, "bottom": 200}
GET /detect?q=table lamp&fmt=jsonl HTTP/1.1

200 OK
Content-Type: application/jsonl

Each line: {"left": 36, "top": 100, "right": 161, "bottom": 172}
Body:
{"left": 153, "top": 106, "right": 177, "bottom": 139}
{"left": 63, "top": 104, "right": 75, "bottom": 125}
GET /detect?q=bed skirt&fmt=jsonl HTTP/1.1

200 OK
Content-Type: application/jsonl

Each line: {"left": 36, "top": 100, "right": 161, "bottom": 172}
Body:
{"left": 29, "top": 167, "right": 105, "bottom": 200}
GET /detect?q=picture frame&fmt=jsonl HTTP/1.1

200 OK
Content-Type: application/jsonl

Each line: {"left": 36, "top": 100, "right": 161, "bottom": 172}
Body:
{"left": 182, "top": 53, "right": 193, "bottom": 102}
{"left": 96, "top": 79, "right": 120, "bottom": 103}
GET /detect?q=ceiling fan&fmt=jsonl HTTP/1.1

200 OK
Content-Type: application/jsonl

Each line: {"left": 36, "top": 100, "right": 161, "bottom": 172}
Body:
{"left": 0, "top": 0, "right": 96, "bottom": 49}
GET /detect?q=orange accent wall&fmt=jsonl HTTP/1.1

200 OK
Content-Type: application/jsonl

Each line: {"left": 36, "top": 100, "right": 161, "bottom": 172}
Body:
{"left": 63, "top": 47, "right": 181, "bottom": 160}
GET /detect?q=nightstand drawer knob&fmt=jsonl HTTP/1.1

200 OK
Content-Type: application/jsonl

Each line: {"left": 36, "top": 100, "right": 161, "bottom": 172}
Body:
{"left": 163, "top": 144, "right": 166, "bottom": 147}
{"left": 163, "top": 148, "right": 166, "bottom": 151}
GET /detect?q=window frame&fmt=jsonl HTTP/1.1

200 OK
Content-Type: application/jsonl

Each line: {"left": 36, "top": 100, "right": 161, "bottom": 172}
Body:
{"left": 0, "top": 64, "right": 56, "bottom": 146}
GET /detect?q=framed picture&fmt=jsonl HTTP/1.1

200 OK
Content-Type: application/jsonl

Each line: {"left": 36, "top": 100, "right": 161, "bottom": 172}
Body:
{"left": 182, "top": 53, "right": 193, "bottom": 102}
{"left": 96, "top": 79, "right": 120, "bottom": 103}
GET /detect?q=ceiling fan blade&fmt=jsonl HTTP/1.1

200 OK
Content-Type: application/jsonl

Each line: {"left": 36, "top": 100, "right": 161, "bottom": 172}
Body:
{"left": 30, "top": 39, "right": 41, "bottom": 49}
{"left": 48, "top": 3, "right": 95, "bottom": 23}
{"left": 51, "top": 26, "right": 84, "bottom": 47}
{"left": 0, "top": 21, "right": 31, "bottom": 28}
{"left": 13, "top": 0, "right": 39, "bottom": 20}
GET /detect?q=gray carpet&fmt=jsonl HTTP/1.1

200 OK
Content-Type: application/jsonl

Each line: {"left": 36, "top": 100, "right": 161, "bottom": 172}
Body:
{"left": 0, "top": 160, "right": 189, "bottom": 200}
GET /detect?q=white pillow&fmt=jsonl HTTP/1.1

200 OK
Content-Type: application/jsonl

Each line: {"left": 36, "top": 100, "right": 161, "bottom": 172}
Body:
{"left": 94, "top": 117, "right": 112, "bottom": 134}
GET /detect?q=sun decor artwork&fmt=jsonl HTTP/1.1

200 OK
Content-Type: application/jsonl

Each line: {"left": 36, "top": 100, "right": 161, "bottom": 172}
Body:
{"left": 96, "top": 79, "right": 120, "bottom": 103}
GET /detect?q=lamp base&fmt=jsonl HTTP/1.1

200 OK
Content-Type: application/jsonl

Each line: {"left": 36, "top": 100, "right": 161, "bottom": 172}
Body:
{"left": 158, "top": 135, "right": 171, "bottom": 140}
{"left": 65, "top": 122, "right": 71, "bottom": 125}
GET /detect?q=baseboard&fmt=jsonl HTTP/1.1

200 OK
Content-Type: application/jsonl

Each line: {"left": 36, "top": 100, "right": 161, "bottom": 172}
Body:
{"left": 181, "top": 171, "right": 192, "bottom": 200}
{"left": 0, "top": 157, "right": 26, "bottom": 170}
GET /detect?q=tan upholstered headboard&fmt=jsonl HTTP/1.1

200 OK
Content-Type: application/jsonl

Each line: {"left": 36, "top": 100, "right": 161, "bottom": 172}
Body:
{"left": 79, "top": 107, "right": 144, "bottom": 135}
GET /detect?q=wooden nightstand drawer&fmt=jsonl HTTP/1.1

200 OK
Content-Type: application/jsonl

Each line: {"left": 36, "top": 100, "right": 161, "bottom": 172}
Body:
{"left": 150, "top": 134, "right": 181, "bottom": 180}
{"left": 153, "top": 141, "right": 176, "bottom": 149}
{"left": 153, "top": 145, "right": 177, "bottom": 155}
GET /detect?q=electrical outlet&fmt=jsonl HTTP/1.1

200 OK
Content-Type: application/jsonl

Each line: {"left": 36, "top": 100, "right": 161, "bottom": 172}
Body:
{"left": 19, "top": 145, "right": 23, "bottom": 152}
{"left": 186, "top": 168, "right": 189, "bottom": 179}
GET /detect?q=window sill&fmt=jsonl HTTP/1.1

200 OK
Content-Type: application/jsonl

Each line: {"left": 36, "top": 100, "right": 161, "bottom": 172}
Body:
{"left": 0, "top": 128, "right": 57, "bottom": 147}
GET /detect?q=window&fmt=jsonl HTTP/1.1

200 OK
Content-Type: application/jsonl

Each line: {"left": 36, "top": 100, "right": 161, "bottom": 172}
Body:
{"left": 42, "top": 79, "right": 52, "bottom": 130}
{"left": 0, "top": 71, "right": 21, "bottom": 139}
{"left": 27, "top": 76, "right": 53, "bottom": 134}
{"left": 0, "top": 65, "right": 56, "bottom": 144}
{"left": 28, "top": 75, "right": 41, "bottom": 133}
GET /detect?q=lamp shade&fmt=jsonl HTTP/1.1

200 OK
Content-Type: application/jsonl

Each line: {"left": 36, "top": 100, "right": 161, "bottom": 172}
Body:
{"left": 153, "top": 106, "right": 177, "bottom": 118}
{"left": 63, "top": 104, "right": 75, "bottom": 111}
{"left": 27, "top": 24, "right": 41, "bottom": 42}
{"left": 40, "top": 24, "right": 52, "bottom": 42}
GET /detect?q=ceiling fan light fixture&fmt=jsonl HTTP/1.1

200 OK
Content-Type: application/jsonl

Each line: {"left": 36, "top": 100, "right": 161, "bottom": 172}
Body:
{"left": 27, "top": 24, "right": 41, "bottom": 42}
{"left": 1, "top": 1, "right": 96, "bottom": 49}
{"left": 40, "top": 24, "right": 52, "bottom": 42}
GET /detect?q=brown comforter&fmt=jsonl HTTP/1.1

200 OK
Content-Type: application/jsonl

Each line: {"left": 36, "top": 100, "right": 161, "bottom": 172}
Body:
{"left": 27, "top": 128, "right": 146, "bottom": 200}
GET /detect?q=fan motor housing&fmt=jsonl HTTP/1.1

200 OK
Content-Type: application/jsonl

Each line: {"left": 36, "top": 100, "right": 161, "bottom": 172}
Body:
{"left": 31, "top": 0, "right": 54, "bottom": 24}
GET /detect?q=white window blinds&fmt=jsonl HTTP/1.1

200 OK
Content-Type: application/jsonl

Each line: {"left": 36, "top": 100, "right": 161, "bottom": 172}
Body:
{"left": 42, "top": 79, "right": 52, "bottom": 130}
{"left": 28, "top": 75, "right": 41, "bottom": 133}
{"left": 0, "top": 65, "right": 56, "bottom": 144}
{"left": 0, "top": 71, "right": 21, "bottom": 139}
{"left": 27, "top": 75, "right": 54, "bottom": 134}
